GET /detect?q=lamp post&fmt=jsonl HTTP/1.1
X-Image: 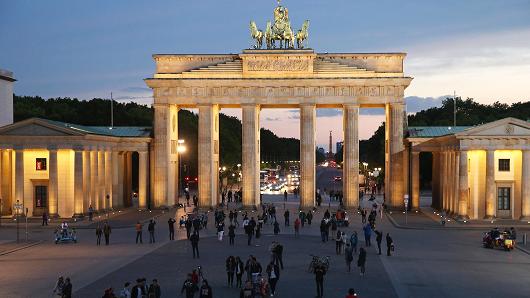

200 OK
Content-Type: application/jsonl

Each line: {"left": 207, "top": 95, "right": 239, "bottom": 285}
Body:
{"left": 106, "top": 194, "right": 110, "bottom": 219}
{"left": 25, "top": 207, "right": 28, "bottom": 242}
{"left": 0, "top": 197, "right": 2, "bottom": 227}
{"left": 13, "top": 200, "right": 23, "bottom": 243}
{"left": 177, "top": 140, "right": 186, "bottom": 202}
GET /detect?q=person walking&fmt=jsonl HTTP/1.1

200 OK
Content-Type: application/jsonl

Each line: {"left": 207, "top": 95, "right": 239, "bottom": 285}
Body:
{"left": 181, "top": 274, "right": 198, "bottom": 298}
{"left": 135, "top": 221, "right": 143, "bottom": 244}
{"left": 284, "top": 190, "right": 288, "bottom": 201}
{"left": 131, "top": 278, "right": 146, "bottom": 298}
{"left": 228, "top": 223, "right": 236, "bottom": 245}
{"left": 217, "top": 221, "right": 225, "bottom": 241}
{"left": 314, "top": 265, "right": 326, "bottom": 298}
{"left": 103, "top": 221, "right": 111, "bottom": 245}
{"left": 148, "top": 219, "right": 156, "bottom": 243}
{"left": 284, "top": 210, "right": 290, "bottom": 226}
{"left": 266, "top": 260, "right": 280, "bottom": 296}
{"left": 226, "top": 256, "right": 236, "bottom": 287}
{"left": 235, "top": 256, "right": 245, "bottom": 288}
{"left": 148, "top": 279, "right": 161, "bottom": 298}
{"left": 345, "top": 288, "right": 359, "bottom": 298}
{"left": 96, "top": 223, "right": 102, "bottom": 246}
{"left": 294, "top": 217, "right": 301, "bottom": 238}
{"left": 350, "top": 231, "right": 358, "bottom": 254}
{"left": 190, "top": 232, "right": 200, "bottom": 258}
{"left": 88, "top": 205, "right": 94, "bottom": 222}
{"left": 363, "top": 223, "right": 372, "bottom": 247}
{"left": 42, "top": 212, "right": 48, "bottom": 226}
{"left": 375, "top": 230, "right": 383, "bottom": 255}
{"left": 386, "top": 233, "right": 394, "bottom": 256}
{"left": 119, "top": 282, "right": 131, "bottom": 298}
{"left": 345, "top": 242, "right": 354, "bottom": 272}
{"left": 199, "top": 279, "right": 213, "bottom": 298}
{"left": 336, "top": 230, "right": 343, "bottom": 255}
{"left": 244, "top": 219, "right": 254, "bottom": 246}
{"left": 62, "top": 277, "right": 72, "bottom": 298}
{"left": 52, "top": 276, "right": 64, "bottom": 297}
{"left": 358, "top": 247, "right": 367, "bottom": 276}
{"left": 168, "top": 217, "right": 176, "bottom": 240}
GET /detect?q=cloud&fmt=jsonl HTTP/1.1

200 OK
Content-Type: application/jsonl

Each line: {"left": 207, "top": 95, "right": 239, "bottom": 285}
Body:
{"left": 120, "top": 86, "right": 151, "bottom": 93}
{"left": 264, "top": 117, "right": 280, "bottom": 121}
{"left": 316, "top": 109, "right": 341, "bottom": 117}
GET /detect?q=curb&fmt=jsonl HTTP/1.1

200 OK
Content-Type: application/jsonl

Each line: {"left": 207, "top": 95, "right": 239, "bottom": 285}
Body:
{"left": 0, "top": 240, "right": 44, "bottom": 256}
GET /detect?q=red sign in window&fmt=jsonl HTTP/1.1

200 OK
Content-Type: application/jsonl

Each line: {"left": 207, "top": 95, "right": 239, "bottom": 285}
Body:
{"left": 36, "top": 158, "right": 47, "bottom": 171}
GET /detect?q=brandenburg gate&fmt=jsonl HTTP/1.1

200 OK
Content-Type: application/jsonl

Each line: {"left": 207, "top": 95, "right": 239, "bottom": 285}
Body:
{"left": 145, "top": 2, "right": 412, "bottom": 210}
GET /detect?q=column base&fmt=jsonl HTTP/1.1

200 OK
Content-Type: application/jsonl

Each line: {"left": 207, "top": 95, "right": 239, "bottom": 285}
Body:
{"left": 72, "top": 213, "right": 85, "bottom": 219}
{"left": 520, "top": 216, "right": 530, "bottom": 222}
{"left": 456, "top": 215, "right": 469, "bottom": 222}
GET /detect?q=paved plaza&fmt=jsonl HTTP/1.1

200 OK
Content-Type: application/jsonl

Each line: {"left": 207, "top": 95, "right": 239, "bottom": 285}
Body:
{"left": 2, "top": 190, "right": 530, "bottom": 298}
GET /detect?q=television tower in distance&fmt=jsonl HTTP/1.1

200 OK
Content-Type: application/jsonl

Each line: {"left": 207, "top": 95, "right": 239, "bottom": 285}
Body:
{"left": 328, "top": 130, "right": 333, "bottom": 160}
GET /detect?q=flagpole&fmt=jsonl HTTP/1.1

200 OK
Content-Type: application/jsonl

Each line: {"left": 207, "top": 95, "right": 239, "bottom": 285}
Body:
{"left": 453, "top": 90, "right": 457, "bottom": 127}
{"left": 110, "top": 92, "right": 114, "bottom": 129}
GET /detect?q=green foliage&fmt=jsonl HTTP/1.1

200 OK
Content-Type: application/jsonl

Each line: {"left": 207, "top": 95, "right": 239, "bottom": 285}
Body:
{"left": 13, "top": 95, "right": 301, "bottom": 176}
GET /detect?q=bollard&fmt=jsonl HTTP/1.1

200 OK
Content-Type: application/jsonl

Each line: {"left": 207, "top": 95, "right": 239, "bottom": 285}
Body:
{"left": 524, "top": 233, "right": 527, "bottom": 245}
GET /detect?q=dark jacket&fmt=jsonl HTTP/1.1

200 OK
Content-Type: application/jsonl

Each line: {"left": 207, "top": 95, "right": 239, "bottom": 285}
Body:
{"left": 148, "top": 284, "right": 161, "bottom": 298}
{"left": 190, "top": 234, "right": 199, "bottom": 245}
{"left": 266, "top": 263, "right": 280, "bottom": 280}
{"left": 358, "top": 249, "right": 367, "bottom": 266}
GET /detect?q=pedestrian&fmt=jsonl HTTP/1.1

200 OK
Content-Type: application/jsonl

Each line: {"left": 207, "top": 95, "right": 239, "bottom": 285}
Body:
{"left": 119, "top": 282, "right": 131, "bottom": 298}
{"left": 294, "top": 217, "right": 301, "bottom": 237}
{"left": 135, "top": 221, "right": 143, "bottom": 244}
{"left": 103, "top": 221, "right": 111, "bottom": 245}
{"left": 345, "top": 288, "right": 359, "bottom": 298}
{"left": 131, "top": 279, "right": 146, "bottom": 298}
{"left": 62, "top": 277, "right": 72, "bottom": 298}
{"left": 266, "top": 260, "right": 280, "bottom": 296}
{"left": 375, "top": 230, "right": 383, "bottom": 255}
{"left": 186, "top": 191, "right": 191, "bottom": 206}
{"left": 363, "top": 223, "right": 371, "bottom": 247}
{"left": 307, "top": 211, "right": 313, "bottom": 225}
{"left": 244, "top": 219, "right": 254, "bottom": 246}
{"left": 361, "top": 209, "right": 367, "bottom": 224}
{"left": 273, "top": 220, "right": 280, "bottom": 235}
{"left": 314, "top": 265, "right": 326, "bottom": 298}
{"left": 148, "top": 279, "right": 161, "bottom": 298}
{"left": 199, "top": 279, "right": 213, "bottom": 298}
{"left": 88, "top": 205, "right": 94, "bottom": 221}
{"left": 102, "top": 288, "right": 117, "bottom": 298}
{"left": 386, "top": 233, "right": 394, "bottom": 256}
{"left": 96, "top": 223, "right": 103, "bottom": 246}
{"left": 336, "top": 230, "right": 343, "bottom": 254}
{"left": 358, "top": 247, "right": 367, "bottom": 276}
{"left": 226, "top": 256, "right": 236, "bottom": 287}
{"left": 227, "top": 223, "right": 236, "bottom": 245}
{"left": 240, "top": 280, "right": 254, "bottom": 298}
{"left": 284, "top": 189, "right": 288, "bottom": 201}
{"left": 52, "top": 276, "right": 64, "bottom": 297}
{"left": 181, "top": 274, "right": 198, "bottom": 298}
{"left": 345, "top": 242, "right": 353, "bottom": 272}
{"left": 350, "top": 231, "right": 358, "bottom": 254}
{"left": 190, "top": 232, "right": 200, "bottom": 258}
{"left": 148, "top": 219, "right": 156, "bottom": 243}
{"left": 168, "top": 217, "right": 176, "bottom": 240}
{"left": 284, "top": 209, "right": 290, "bottom": 226}
{"left": 217, "top": 222, "right": 225, "bottom": 241}
{"left": 42, "top": 212, "right": 48, "bottom": 226}
{"left": 235, "top": 256, "right": 245, "bottom": 288}
{"left": 185, "top": 218, "right": 192, "bottom": 239}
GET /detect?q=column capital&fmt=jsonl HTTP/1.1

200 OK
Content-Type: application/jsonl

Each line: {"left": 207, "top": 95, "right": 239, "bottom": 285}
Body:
{"left": 343, "top": 103, "right": 360, "bottom": 109}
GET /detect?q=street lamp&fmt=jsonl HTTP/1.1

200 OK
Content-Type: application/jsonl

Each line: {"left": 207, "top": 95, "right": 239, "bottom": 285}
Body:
{"left": 177, "top": 139, "right": 186, "bottom": 202}
{"left": 13, "top": 200, "right": 23, "bottom": 243}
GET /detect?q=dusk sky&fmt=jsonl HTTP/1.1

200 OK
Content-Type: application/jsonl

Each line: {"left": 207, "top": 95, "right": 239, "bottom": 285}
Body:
{"left": 1, "top": 0, "right": 529, "bottom": 148}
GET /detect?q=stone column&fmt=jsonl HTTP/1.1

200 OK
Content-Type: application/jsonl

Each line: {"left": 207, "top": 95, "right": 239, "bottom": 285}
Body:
{"left": 198, "top": 104, "right": 220, "bottom": 208}
{"left": 90, "top": 150, "right": 98, "bottom": 210}
{"left": 138, "top": 151, "right": 148, "bottom": 210}
{"left": 442, "top": 151, "right": 448, "bottom": 211}
{"left": 104, "top": 150, "right": 112, "bottom": 209}
{"left": 82, "top": 151, "right": 91, "bottom": 214}
{"left": 300, "top": 104, "right": 316, "bottom": 208}
{"left": 431, "top": 152, "right": 441, "bottom": 210}
{"left": 0, "top": 150, "right": 11, "bottom": 216}
{"left": 452, "top": 149, "right": 460, "bottom": 214}
{"left": 117, "top": 152, "right": 125, "bottom": 208}
{"left": 242, "top": 104, "right": 260, "bottom": 208}
{"left": 411, "top": 151, "right": 420, "bottom": 209}
{"left": 485, "top": 150, "right": 495, "bottom": 218}
{"left": 14, "top": 149, "right": 24, "bottom": 211}
{"left": 521, "top": 150, "right": 530, "bottom": 220}
{"left": 458, "top": 150, "right": 469, "bottom": 218}
{"left": 343, "top": 104, "right": 359, "bottom": 208}
{"left": 153, "top": 104, "right": 178, "bottom": 208}
{"left": 73, "top": 149, "right": 84, "bottom": 217}
{"left": 48, "top": 149, "right": 58, "bottom": 217}
{"left": 111, "top": 151, "right": 119, "bottom": 208}
{"left": 449, "top": 151, "right": 455, "bottom": 214}
{"left": 98, "top": 150, "right": 105, "bottom": 211}
{"left": 388, "top": 103, "right": 405, "bottom": 208}
{"left": 0, "top": 150, "right": 2, "bottom": 214}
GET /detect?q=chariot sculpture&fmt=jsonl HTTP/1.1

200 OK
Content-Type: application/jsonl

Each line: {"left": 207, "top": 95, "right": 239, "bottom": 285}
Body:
{"left": 249, "top": 0, "right": 309, "bottom": 50}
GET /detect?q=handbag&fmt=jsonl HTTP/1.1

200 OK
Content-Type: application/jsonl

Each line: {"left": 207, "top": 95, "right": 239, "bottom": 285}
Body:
{"left": 391, "top": 243, "right": 395, "bottom": 251}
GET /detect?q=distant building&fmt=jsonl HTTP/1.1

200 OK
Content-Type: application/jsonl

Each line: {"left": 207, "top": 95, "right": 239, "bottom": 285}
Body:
{"left": 317, "top": 147, "right": 325, "bottom": 155}
{"left": 336, "top": 141, "right": 343, "bottom": 153}
{"left": 0, "top": 69, "right": 15, "bottom": 127}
